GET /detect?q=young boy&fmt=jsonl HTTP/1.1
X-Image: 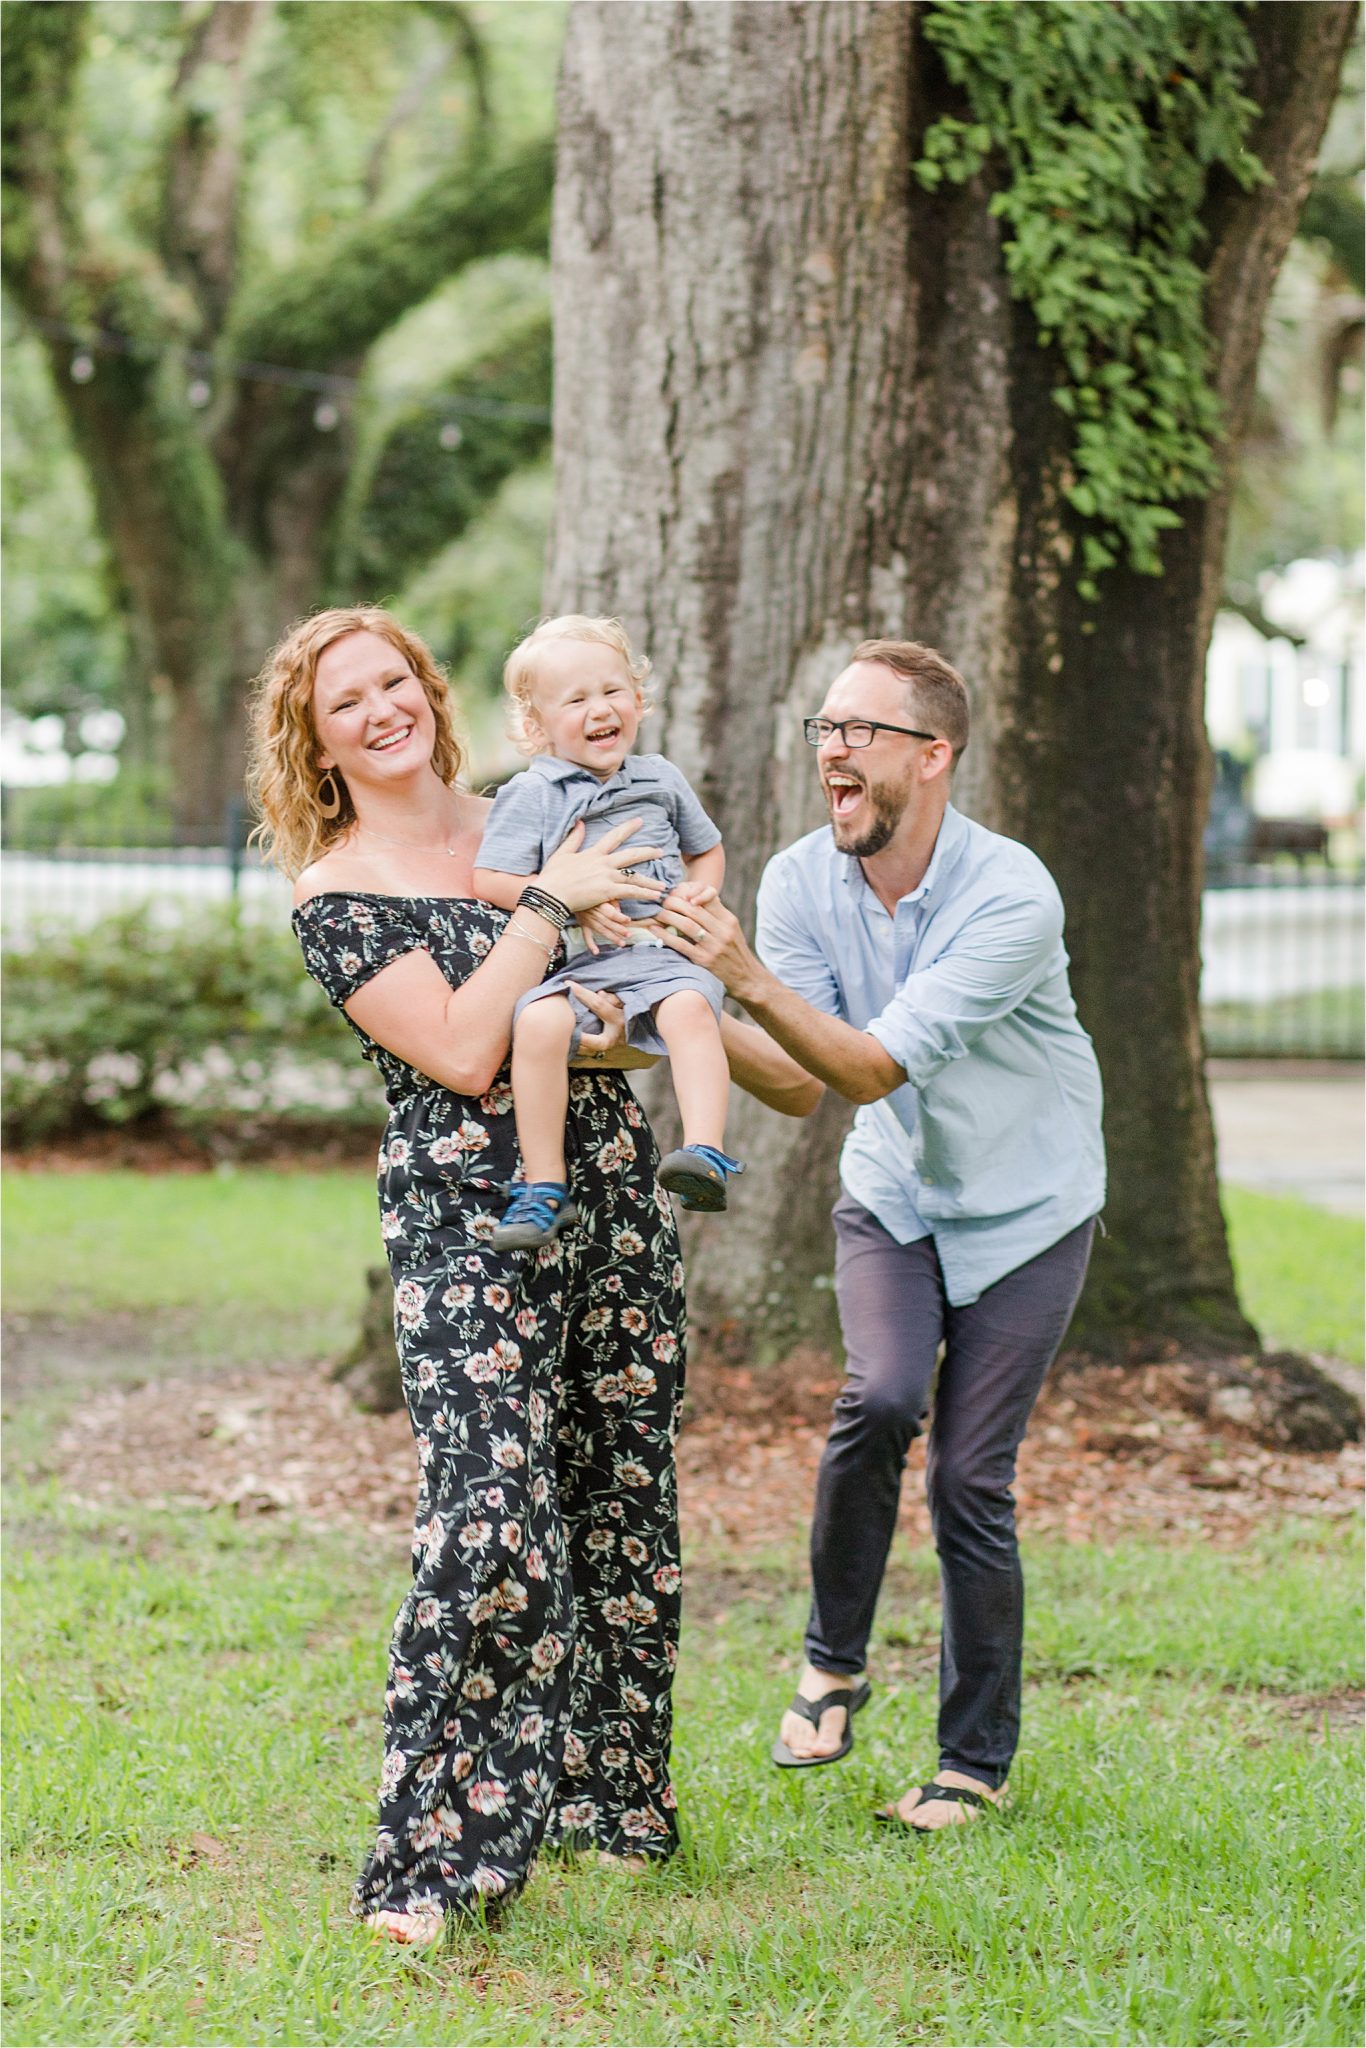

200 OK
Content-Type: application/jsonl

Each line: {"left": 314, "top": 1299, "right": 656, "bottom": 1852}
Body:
{"left": 473, "top": 615, "right": 744, "bottom": 1251}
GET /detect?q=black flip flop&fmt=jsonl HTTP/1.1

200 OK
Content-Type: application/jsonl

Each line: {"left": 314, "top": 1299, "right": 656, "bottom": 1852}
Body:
{"left": 873, "top": 1778, "right": 995, "bottom": 1829}
{"left": 770, "top": 1679, "right": 871, "bottom": 1768}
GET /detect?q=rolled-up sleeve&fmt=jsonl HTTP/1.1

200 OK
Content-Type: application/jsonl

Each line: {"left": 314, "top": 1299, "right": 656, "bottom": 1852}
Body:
{"left": 657, "top": 761, "right": 723, "bottom": 858}
{"left": 755, "top": 856, "right": 843, "bottom": 1018}
{"left": 865, "top": 888, "right": 1063, "bottom": 1089}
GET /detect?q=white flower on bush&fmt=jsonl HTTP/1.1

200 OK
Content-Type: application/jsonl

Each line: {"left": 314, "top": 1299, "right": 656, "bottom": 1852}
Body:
{"left": 84, "top": 1051, "right": 145, "bottom": 1104}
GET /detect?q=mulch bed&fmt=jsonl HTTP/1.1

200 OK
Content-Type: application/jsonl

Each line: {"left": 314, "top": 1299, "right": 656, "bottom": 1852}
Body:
{"left": 51, "top": 1346, "right": 1363, "bottom": 1554}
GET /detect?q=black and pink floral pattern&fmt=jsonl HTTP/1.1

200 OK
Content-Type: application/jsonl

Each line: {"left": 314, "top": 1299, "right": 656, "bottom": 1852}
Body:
{"left": 293, "top": 892, "right": 685, "bottom": 1919}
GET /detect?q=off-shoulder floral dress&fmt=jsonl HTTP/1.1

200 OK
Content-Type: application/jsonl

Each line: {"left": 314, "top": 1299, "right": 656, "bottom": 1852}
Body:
{"left": 293, "top": 892, "right": 685, "bottom": 1920}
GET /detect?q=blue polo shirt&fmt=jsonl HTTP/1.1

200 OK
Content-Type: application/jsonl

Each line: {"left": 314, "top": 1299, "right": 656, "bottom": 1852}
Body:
{"left": 754, "top": 804, "right": 1105, "bottom": 1304}
{"left": 478, "top": 752, "right": 721, "bottom": 920}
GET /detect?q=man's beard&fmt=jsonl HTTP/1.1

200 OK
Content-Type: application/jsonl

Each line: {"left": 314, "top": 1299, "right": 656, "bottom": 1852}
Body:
{"left": 829, "top": 777, "right": 906, "bottom": 858}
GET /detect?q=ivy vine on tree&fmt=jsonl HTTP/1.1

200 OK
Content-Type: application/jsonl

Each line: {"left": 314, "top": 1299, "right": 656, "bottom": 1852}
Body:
{"left": 916, "top": 1, "right": 1268, "bottom": 597}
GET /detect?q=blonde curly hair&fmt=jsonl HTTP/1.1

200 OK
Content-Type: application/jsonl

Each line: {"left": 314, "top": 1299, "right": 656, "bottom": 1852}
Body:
{"left": 503, "top": 614, "right": 653, "bottom": 756}
{"left": 247, "top": 606, "right": 466, "bottom": 877}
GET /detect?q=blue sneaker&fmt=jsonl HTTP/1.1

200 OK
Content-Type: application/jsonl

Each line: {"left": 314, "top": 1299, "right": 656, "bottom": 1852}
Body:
{"left": 656, "top": 1145, "right": 746, "bottom": 1213}
{"left": 491, "top": 1181, "right": 579, "bottom": 1251}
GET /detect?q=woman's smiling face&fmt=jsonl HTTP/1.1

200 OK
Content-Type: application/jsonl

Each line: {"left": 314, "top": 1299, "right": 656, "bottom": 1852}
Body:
{"left": 312, "top": 629, "right": 438, "bottom": 791}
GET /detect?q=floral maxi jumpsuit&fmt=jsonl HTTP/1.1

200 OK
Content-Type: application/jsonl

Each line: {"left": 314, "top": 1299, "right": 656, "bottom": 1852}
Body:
{"left": 293, "top": 892, "right": 686, "bottom": 1918}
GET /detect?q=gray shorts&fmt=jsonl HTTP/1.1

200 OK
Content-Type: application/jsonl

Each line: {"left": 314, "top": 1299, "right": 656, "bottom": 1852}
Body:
{"left": 514, "top": 940, "right": 724, "bottom": 1056}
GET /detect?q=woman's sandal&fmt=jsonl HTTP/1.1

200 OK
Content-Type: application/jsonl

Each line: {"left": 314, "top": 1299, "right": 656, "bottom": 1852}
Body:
{"left": 874, "top": 1777, "right": 1004, "bottom": 1831}
{"left": 770, "top": 1679, "right": 872, "bottom": 1768}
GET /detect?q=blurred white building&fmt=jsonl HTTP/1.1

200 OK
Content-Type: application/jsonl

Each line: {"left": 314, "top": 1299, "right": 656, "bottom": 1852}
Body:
{"left": 1205, "top": 554, "right": 1365, "bottom": 823}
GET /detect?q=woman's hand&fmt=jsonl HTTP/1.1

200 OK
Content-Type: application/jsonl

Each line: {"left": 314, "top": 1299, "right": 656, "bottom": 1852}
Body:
{"left": 537, "top": 818, "right": 666, "bottom": 917}
{"left": 568, "top": 984, "right": 659, "bottom": 1070}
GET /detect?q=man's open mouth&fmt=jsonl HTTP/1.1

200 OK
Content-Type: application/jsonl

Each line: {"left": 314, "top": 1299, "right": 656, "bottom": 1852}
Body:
{"left": 825, "top": 773, "right": 864, "bottom": 818}
{"left": 368, "top": 724, "right": 414, "bottom": 753}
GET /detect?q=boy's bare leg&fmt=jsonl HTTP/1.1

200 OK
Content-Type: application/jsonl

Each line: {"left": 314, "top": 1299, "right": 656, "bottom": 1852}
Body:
{"left": 511, "top": 997, "right": 577, "bottom": 1183}
{"left": 654, "top": 991, "right": 729, "bottom": 1150}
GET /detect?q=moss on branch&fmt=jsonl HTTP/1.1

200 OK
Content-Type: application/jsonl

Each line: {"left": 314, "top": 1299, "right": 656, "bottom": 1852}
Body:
{"left": 227, "top": 137, "right": 554, "bottom": 375}
{"left": 344, "top": 314, "right": 551, "bottom": 594}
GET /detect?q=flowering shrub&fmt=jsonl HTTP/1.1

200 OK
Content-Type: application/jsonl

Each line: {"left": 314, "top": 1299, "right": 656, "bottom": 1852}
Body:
{"left": 2, "top": 905, "right": 382, "bottom": 1142}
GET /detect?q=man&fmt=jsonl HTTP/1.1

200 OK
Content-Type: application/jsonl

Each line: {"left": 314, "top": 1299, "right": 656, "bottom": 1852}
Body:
{"left": 655, "top": 640, "right": 1105, "bottom": 1829}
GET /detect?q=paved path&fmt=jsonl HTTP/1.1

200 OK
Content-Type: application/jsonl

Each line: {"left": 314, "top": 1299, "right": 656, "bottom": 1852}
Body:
{"left": 1209, "top": 1062, "right": 1364, "bottom": 1215}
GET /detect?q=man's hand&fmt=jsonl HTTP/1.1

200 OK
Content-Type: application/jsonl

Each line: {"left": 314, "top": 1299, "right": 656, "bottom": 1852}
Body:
{"left": 650, "top": 886, "right": 767, "bottom": 1004}
{"left": 654, "top": 886, "right": 905, "bottom": 1106}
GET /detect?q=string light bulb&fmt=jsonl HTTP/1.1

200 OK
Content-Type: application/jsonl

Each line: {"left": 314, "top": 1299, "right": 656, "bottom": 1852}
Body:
{"left": 187, "top": 377, "right": 212, "bottom": 408}
{"left": 439, "top": 421, "right": 463, "bottom": 450}
{"left": 70, "top": 352, "right": 95, "bottom": 384}
{"left": 313, "top": 400, "right": 340, "bottom": 431}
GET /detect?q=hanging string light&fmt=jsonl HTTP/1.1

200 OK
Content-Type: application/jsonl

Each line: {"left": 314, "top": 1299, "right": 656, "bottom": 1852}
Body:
{"left": 35, "top": 315, "right": 548, "bottom": 450}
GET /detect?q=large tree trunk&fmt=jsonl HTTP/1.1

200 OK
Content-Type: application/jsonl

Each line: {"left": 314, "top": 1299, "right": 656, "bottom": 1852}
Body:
{"left": 548, "top": 0, "right": 1355, "bottom": 1366}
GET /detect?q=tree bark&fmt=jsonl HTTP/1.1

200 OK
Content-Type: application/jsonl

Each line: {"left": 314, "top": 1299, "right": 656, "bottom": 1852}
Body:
{"left": 548, "top": 0, "right": 1356, "bottom": 1367}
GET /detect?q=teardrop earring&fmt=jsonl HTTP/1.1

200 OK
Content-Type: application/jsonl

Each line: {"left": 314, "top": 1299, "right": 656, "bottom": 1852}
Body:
{"left": 316, "top": 768, "right": 343, "bottom": 819}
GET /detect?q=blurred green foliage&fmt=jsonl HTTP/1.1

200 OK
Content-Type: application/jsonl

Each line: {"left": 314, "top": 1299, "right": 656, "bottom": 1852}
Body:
{"left": 1, "top": 1, "right": 564, "bottom": 787}
{"left": 1, "top": 906, "right": 380, "bottom": 1142}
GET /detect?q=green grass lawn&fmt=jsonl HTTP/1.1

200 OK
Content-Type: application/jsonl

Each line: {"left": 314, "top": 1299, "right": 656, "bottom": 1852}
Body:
{"left": 3, "top": 1166, "right": 1363, "bottom": 2044}
{"left": 3, "top": 1487, "right": 1360, "bottom": 2047}
{"left": 1, "top": 1167, "right": 378, "bottom": 1371}
{"left": 1221, "top": 1186, "right": 1365, "bottom": 1364}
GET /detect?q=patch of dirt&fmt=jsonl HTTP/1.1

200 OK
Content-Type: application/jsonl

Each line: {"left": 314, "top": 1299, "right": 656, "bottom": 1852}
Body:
{"left": 45, "top": 1346, "right": 1365, "bottom": 1554}
{"left": 1274, "top": 1688, "right": 1365, "bottom": 1731}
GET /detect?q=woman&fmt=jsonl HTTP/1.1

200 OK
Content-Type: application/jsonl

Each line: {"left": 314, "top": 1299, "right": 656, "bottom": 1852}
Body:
{"left": 248, "top": 606, "right": 818, "bottom": 1944}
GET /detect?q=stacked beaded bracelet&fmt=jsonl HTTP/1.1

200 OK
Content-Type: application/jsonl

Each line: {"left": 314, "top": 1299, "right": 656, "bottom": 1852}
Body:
{"left": 515, "top": 884, "right": 573, "bottom": 931}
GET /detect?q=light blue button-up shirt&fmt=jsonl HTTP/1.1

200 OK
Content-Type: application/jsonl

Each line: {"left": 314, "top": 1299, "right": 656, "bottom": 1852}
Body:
{"left": 755, "top": 803, "right": 1105, "bottom": 1305}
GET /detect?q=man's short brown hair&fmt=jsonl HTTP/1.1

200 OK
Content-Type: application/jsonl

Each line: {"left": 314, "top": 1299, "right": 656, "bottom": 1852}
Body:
{"left": 852, "top": 639, "right": 970, "bottom": 763}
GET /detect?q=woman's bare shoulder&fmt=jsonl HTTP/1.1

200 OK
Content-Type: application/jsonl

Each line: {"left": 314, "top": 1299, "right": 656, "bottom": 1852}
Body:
{"left": 292, "top": 847, "right": 372, "bottom": 907}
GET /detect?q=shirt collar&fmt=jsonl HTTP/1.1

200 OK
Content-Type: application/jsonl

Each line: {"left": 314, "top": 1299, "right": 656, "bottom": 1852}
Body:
{"left": 839, "top": 802, "right": 968, "bottom": 906}
{"left": 528, "top": 752, "right": 641, "bottom": 786}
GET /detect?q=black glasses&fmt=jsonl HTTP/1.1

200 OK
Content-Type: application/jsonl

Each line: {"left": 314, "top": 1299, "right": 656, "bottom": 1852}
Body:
{"left": 803, "top": 716, "right": 939, "bottom": 749}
